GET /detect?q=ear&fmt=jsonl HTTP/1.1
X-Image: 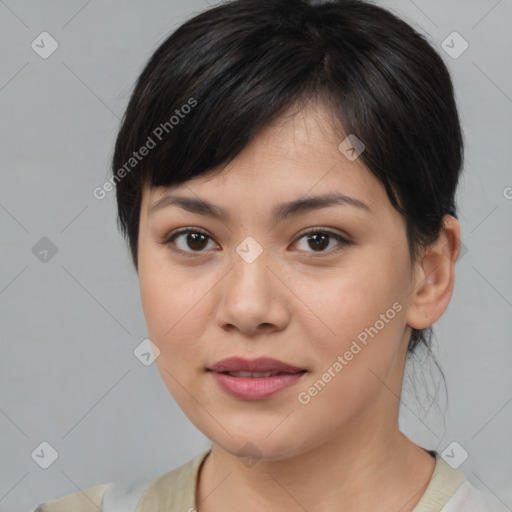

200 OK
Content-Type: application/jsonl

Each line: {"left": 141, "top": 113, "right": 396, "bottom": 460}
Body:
{"left": 406, "top": 215, "right": 461, "bottom": 330}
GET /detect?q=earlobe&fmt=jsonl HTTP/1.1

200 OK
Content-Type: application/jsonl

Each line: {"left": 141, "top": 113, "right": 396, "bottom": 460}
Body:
{"left": 405, "top": 215, "right": 461, "bottom": 330}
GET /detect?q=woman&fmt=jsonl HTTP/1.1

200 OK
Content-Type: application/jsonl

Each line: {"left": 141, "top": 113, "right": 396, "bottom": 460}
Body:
{"left": 31, "top": 0, "right": 490, "bottom": 510}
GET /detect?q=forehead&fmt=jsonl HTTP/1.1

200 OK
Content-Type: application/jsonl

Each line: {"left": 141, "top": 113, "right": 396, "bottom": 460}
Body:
{"left": 141, "top": 102, "right": 386, "bottom": 215}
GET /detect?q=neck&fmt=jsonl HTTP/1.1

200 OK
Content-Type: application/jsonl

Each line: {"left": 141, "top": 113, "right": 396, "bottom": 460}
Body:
{"left": 196, "top": 408, "right": 435, "bottom": 512}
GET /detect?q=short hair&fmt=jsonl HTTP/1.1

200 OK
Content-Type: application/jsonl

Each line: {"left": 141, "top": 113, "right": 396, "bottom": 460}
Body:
{"left": 112, "top": 0, "right": 464, "bottom": 355}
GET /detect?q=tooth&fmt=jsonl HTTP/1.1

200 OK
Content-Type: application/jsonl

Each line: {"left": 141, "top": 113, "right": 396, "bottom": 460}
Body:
{"left": 227, "top": 371, "right": 279, "bottom": 378}
{"left": 237, "top": 371, "right": 254, "bottom": 377}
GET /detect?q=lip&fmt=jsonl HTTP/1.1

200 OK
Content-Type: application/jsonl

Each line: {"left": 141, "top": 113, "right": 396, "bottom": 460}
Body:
{"left": 209, "top": 371, "right": 306, "bottom": 400}
{"left": 207, "top": 357, "right": 307, "bottom": 400}
{"left": 208, "top": 357, "right": 305, "bottom": 373}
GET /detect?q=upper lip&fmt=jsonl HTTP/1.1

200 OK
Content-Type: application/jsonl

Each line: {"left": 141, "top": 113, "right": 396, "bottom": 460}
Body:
{"left": 208, "top": 357, "right": 305, "bottom": 373}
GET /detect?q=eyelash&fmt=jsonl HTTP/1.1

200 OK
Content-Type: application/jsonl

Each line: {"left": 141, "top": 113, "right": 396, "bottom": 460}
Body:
{"left": 159, "top": 227, "right": 352, "bottom": 258}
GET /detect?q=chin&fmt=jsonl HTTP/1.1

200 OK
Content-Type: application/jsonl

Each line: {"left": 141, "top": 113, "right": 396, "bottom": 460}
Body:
{"left": 208, "top": 429, "right": 310, "bottom": 463}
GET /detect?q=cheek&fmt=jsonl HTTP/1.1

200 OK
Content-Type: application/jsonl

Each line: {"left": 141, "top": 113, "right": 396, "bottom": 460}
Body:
{"left": 293, "top": 251, "right": 409, "bottom": 402}
{"left": 293, "top": 251, "right": 406, "bottom": 346}
{"left": 138, "top": 264, "right": 208, "bottom": 407}
{"left": 295, "top": 297, "right": 407, "bottom": 428}
{"left": 138, "top": 254, "right": 212, "bottom": 368}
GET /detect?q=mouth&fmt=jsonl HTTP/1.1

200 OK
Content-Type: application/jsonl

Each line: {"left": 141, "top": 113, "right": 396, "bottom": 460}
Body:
{"left": 213, "top": 370, "right": 307, "bottom": 378}
{"left": 207, "top": 357, "right": 308, "bottom": 400}
{"left": 208, "top": 356, "right": 307, "bottom": 374}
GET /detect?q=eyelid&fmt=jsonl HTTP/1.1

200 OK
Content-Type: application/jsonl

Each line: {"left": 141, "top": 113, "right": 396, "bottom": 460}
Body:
{"left": 294, "top": 226, "right": 352, "bottom": 242}
{"left": 159, "top": 226, "right": 219, "bottom": 250}
{"left": 292, "top": 227, "right": 352, "bottom": 257}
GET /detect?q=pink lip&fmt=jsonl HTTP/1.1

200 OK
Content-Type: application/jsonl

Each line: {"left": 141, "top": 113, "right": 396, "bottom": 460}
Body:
{"left": 208, "top": 357, "right": 304, "bottom": 373}
{"left": 210, "top": 371, "right": 305, "bottom": 400}
{"left": 208, "top": 357, "right": 306, "bottom": 400}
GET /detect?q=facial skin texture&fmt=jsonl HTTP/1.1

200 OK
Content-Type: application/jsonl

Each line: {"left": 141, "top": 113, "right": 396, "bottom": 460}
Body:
{"left": 137, "top": 102, "right": 461, "bottom": 512}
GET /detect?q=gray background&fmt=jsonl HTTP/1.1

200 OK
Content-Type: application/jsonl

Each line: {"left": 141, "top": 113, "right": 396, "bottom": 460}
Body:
{"left": 1, "top": 0, "right": 511, "bottom": 510}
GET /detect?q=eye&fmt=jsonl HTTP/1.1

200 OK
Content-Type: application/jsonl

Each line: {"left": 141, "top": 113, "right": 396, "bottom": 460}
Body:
{"left": 160, "top": 227, "right": 218, "bottom": 254}
{"left": 160, "top": 227, "right": 351, "bottom": 257}
{"left": 293, "top": 228, "right": 351, "bottom": 256}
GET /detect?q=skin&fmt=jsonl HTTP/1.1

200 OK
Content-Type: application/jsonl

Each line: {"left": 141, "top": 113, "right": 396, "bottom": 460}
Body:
{"left": 137, "top": 101, "right": 461, "bottom": 512}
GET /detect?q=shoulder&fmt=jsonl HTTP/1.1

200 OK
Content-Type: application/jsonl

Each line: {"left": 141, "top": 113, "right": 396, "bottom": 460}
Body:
{"left": 137, "top": 449, "right": 210, "bottom": 510}
{"left": 29, "top": 483, "right": 111, "bottom": 512}
{"left": 413, "top": 451, "right": 491, "bottom": 512}
{"left": 440, "top": 481, "right": 491, "bottom": 512}
{"left": 29, "top": 449, "right": 211, "bottom": 512}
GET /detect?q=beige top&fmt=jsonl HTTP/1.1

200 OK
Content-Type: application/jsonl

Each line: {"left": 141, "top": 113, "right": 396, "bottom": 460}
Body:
{"left": 32, "top": 449, "right": 489, "bottom": 512}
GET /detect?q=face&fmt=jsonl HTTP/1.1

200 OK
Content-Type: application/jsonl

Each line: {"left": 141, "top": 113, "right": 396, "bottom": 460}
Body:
{"left": 137, "top": 103, "right": 421, "bottom": 461}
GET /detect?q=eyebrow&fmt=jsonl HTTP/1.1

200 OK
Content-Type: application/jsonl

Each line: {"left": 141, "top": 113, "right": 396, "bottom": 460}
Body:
{"left": 149, "top": 191, "right": 372, "bottom": 222}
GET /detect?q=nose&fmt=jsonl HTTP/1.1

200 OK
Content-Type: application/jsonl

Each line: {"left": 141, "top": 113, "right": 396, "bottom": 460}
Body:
{"left": 214, "top": 246, "right": 291, "bottom": 337}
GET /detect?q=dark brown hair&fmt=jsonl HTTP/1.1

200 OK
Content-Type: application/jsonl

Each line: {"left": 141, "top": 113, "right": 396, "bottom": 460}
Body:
{"left": 112, "top": 0, "right": 464, "bottom": 355}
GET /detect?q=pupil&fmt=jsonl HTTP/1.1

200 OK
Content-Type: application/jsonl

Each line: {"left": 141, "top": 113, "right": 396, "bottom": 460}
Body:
{"left": 308, "top": 233, "right": 328, "bottom": 251}
{"left": 188, "top": 233, "right": 207, "bottom": 250}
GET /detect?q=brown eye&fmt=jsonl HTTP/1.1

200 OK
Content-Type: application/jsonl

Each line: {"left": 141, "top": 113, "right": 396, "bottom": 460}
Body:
{"left": 294, "top": 229, "right": 351, "bottom": 256}
{"left": 160, "top": 227, "right": 351, "bottom": 258}
{"left": 161, "top": 228, "right": 218, "bottom": 254}
{"left": 181, "top": 232, "right": 209, "bottom": 251}
{"left": 306, "top": 232, "right": 330, "bottom": 251}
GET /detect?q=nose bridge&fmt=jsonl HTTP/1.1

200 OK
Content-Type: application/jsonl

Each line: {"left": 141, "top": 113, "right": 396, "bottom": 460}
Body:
{"left": 235, "top": 234, "right": 266, "bottom": 266}
{"left": 216, "top": 234, "right": 289, "bottom": 333}
{"left": 229, "top": 234, "right": 271, "bottom": 296}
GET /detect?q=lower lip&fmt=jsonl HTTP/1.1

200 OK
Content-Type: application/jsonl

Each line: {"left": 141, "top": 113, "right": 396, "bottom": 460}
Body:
{"left": 209, "top": 371, "right": 306, "bottom": 400}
